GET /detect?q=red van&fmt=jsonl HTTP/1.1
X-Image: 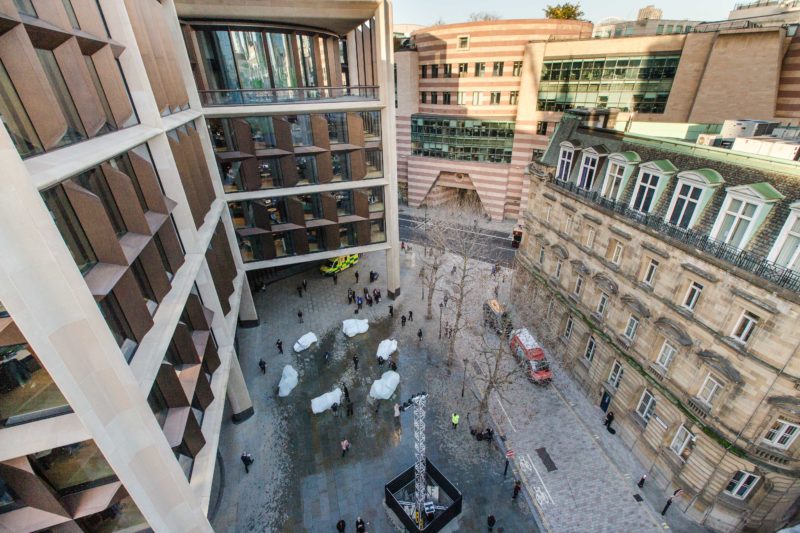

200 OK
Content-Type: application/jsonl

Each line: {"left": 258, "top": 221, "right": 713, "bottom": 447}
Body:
{"left": 510, "top": 328, "right": 552, "bottom": 385}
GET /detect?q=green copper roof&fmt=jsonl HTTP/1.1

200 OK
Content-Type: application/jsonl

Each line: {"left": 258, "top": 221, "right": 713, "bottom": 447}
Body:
{"left": 692, "top": 168, "right": 724, "bottom": 185}
{"left": 650, "top": 159, "right": 678, "bottom": 173}
{"left": 619, "top": 151, "right": 641, "bottom": 163}
{"left": 748, "top": 182, "right": 785, "bottom": 201}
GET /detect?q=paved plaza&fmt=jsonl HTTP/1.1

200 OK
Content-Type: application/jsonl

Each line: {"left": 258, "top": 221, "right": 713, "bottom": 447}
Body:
{"left": 212, "top": 245, "right": 709, "bottom": 532}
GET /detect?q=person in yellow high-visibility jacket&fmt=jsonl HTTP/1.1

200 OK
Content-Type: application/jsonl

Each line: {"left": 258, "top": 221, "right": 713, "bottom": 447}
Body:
{"left": 451, "top": 412, "right": 460, "bottom": 430}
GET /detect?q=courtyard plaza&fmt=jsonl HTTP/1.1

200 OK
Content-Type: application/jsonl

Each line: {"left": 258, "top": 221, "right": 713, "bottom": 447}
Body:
{"left": 212, "top": 246, "right": 710, "bottom": 532}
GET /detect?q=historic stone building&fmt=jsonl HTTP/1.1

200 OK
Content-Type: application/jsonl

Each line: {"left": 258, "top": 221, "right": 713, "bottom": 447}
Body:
{"left": 517, "top": 110, "right": 800, "bottom": 532}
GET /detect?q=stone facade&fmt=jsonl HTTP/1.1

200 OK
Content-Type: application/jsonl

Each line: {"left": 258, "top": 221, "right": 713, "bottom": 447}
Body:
{"left": 517, "top": 113, "right": 800, "bottom": 532}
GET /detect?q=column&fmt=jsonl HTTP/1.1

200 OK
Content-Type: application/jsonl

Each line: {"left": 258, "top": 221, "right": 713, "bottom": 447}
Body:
{"left": 227, "top": 352, "right": 254, "bottom": 423}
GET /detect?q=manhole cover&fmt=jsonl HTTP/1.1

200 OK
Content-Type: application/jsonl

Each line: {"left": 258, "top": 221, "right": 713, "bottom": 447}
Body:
{"left": 633, "top": 494, "right": 644, "bottom": 502}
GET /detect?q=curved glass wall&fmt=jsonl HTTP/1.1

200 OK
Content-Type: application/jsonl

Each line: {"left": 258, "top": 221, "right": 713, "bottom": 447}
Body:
{"left": 411, "top": 115, "right": 515, "bottom": 163}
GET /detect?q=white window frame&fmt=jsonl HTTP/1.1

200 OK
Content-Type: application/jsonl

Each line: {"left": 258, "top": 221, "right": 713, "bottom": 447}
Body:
{"left": 472, "top": 91, "right": 481, "bottom": 105}
{"left": 732, "top": 310, "right": 759, "bottom": 343}
{"left": 665, "top": 173, "right": 712, "bottom": 230}
{"left": 564, "top": 316, "right": 574, "bottom": 339}
{"left": 630, "top": 169, "right": 662, "bottom": 214}
{"left": 682, "top": 281, "right": 703, "bottom": 312}
{"left": 608, "top": 360, "right": 623, "bottom": 388}
{"left": 711, "top": 196, "right": 761, "bottom": 248}
{"left": 585, "top": 226, "right": 596, "bottom": 248}
{"left": 710, "top": 185, "right": 779, "bottom": 251}
{"left": 584, "top": 336, "right": 596, "bottom": 362}
{"left": 596, "top": 292, "right": 609, "bottom": 317}
{"left": 624, "top": 315, "right": 639, "bottom": 340}
{"left": 697, "top": 374, "right": 721, "bottom": 405}
{"left": 457, "top": 35, "right": 470, "bottom": 50}
{"left": 725, "top": 471, "right": 759, "bottom": 499}
{"left": 656, "top": 340, "right": 676, "bottom": 370}
{"left": 601, "top": 160, "right": 628, "bottom": 201}
{"left": 574, "top": 276, "right": 584, "bottom": 296}
{"left": 643, "top": 258, "right": 659, "bottom": 286}
{"left": 669, "top": 426, "right": 694, "bottom": 460}
{"left": 636, "top": 390, "right": 656, "bottom": 423}
{"left": 578, "top": 153, "right": 599, "bottom": 190}
{"left": 557, "top": 143, "right": 575, "bottom": 181}
{"left": 763, "top": 419, "right": 800, "bottom": 449}
{"left": 767, "top": 204, "right": 800, "bottom": 271}
{"left": 457, "top": 91, "right": 465, "bottom": 105}
{"left": 611, "top": 241, "right": 624, "bottom": 265}
{"left": 554, "top": 259, "right": 563, "bottom": 280}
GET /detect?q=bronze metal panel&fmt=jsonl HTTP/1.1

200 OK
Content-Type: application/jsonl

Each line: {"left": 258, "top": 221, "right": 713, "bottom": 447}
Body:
{"left": 177, "top": 364, "right": 200, "bottom": 405}
{"left": 273, "top": 117, "right": 294, "bottom": 151}
{"left": 50, "top": 521, "right": 84, "bottom": 533}
{"left": 240, "top": 156, "right": 260, "bottom": 191}
{"left": 251, "top": 201, "right": 272, "bottom": 230}
{"left": 363, "top": 20, "right": 375, "bottom": 86}
{"left": 292, "top": 228, "right": 308, "bottom": 255}
{"left": 320, "top": 192, "right": 337, "bottom": 221}
{"left": 113, "top": 270, "right": 152, "bottom": 341}
{"left": 310, "top": 114, "right": 330, "bottom": 150}
{"left": 182, "top": 25, "right": 208, "bottom": 91}
{"left": 162, "top": 406, "right": 189, "bottom": 448}
{"left": 156, "top": 219, "right": 185, "bottom": 273}
{"left": 192, "top": 371, "right": 213, "bottom": 411}
{"left": 322, "top": 223, "right": 339, "bottom": 251}
{"left": 151, "top": 4, "right": 188, "bottom": 111}
{"left": 0, "top": 25, "right": 68, "bottom": 149}
{"left": 173, "top": 322, "right": 200, "bottom": 365}
{"left": 184, "top": 294, "right": 209, "bottom": 331}
{"left": 70, "top": 0, "right": 106, "bottom": 38}
{"left": 186, "top": 126, "right": 217, "bottom": 211}
{"left": 346, "top": 112, "right": 364, "bottom": 146}
{"left": 169, "top": 133, "right": 204, "bottom": 228}
{"left": 0, "top": 317, "right": 26, "bottom": 346}
{"left": 90, "top": 45, "right": 134, "bottom": 129}
{"left": 52, "top": 37, "right": 105, "bottom": 137}
{"left": 124, "top": 0, "right": 168, "bottom": 113}
{"left": 138, "top": 241, "right": 170, "bottom": 302}
{"left": 353, "top": 189, "right": 369, "bottom": 218}
{"left": 316, "top": 153, "right": 332, "bottom": 184}
{"left": 312, "top": 35, "right": 326, "bottom": 86}
{"left": 101, "top": 163, "right": 150, "bottom": 235}
{"left": 326, "top": 37, "right": 341, "bottom": 87}
{"left": 156, "top": 363, "right": 189, "bottom": 407}
{"left": 0, "top": 460, "right": 69, "bottom": 519}
{"left": 232, "top": 118, "right": 255, "bottom": 154}
{"left": 127, "top": 149, "right": 168, "bottom": 214}
{"left": 349, "top": 150, "right": 366, "bottom": 181}
{"left": 202, "top": 342, "right": 220, "bottom": 375}
{"left": 285, "top": 197, "right": 305, "bottom": 227}
{"left": 61, "top": 481, "right": 123, "bottom": 519}
{"left": 62, "top": 181, "right": 127, "bottom": 266}
{"left": 259, "top": 234, "right": 276, "bottom": 262}
{"left": 181, "top": 409, "right": 205, "bottom": 457}
{"left": 356, "top": 221, "right": 370, "bottom": 246}
{"left": 279, "top": 155, "right": 298, "bottom": 187}
{"left": 31, "top": 0, "right": 72, "bottom": 31}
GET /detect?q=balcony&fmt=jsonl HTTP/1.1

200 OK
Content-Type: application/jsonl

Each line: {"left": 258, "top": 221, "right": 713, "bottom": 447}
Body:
{"left": 199, "top": 86, "right": 380, "bottom": 107}
{"left": 686, "top": 396, "right": 711, "bottom": 419}
{"left": 547, "top": 179, "right": 800, "bottom": 293}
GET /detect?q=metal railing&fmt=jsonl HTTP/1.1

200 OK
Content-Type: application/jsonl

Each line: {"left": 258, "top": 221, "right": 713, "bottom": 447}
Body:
{"left": 199, "top": 86, "right": 379, "bottom": 106}
{"left": 550, "top": 179, "right": 800, "bottom": 292}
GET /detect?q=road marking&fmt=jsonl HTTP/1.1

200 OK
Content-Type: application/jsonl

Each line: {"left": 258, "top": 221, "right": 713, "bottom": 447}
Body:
{"left": 495, "top": 397, "right": 516, "bottom": 432}
{"left": 527, "top": 453, "right": 555, "bottom": 506}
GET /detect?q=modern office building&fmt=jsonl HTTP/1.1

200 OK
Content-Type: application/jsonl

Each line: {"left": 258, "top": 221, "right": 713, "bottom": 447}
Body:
{"left": 728, "top": 0, "right": 800, "bottom": 25}
{"left": 518, "top": 109, "right": 800, "bottom": 532}
{"left": 593, "top": 5, "right": 703, "bottom": 39}
{"left": 0, "top": 0, "right": 396, "bottom": 531}
{"left": 397, "top": 19, "right": 800, "bottom": 221}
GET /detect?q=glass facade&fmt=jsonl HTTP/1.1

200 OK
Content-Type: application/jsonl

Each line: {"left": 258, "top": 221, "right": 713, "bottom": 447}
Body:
{"left": 29, "top": 440, "right": 116, "bottom": 494}
{"left": 411, "top": 115, "right": 515, "bottom": 163}
{"left": 538, "top": 54, "right": 681, "bottom": 113}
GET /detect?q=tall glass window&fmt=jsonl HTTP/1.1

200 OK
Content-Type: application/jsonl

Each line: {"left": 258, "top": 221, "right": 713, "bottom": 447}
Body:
{"left": 714, "top": 198, "right": 758, "bottom": 248}
{"left": 230, "top": 31, "right": 271, "bottom": 90}
{"left": 326, "top": 113, "right": 348, "bottom": 144}
{"left": 631, "top": 172, "right": 660, "bottom": 213}
{"left": 74, "top": 169, "right": 127, "bottom": 237}
{"left": 410, "top": 115, "right": 515, "bottom": 163}
{"left": 197, "top": 30, "right": 240, "bottom": 97}
{"left": 336, "top": 191, "right": 354, "bottom": 216}
{"left": 288, "top": 115, "right": 313, "bottom": 146}
{"left": 0, "top": 343, "right": 69, "bottom": 427}
{"left": 35, "top": 48, "right": 86, "bottom": 146}
{"left": 245, "top": 116, "right": 276, "bottom": 149}
{"left": 668, "top": 182, "right": 703, "bottom": 229}
{"left": 41, "top": 186, "right": 97, "bottom": 273}
{"left": 296, "top": 155, "right": 318, "bottom": 184}
{"left": 0, "top": 61, "right": 43, "bottom": 157}
{"left": 297, "top": 34, "right": 318, "bottom": 87}
{"left": 29, "top": 440, "right": 116, "bottom": 494}
{"left": 332, "top": 152, "right": 351, "bottom": 182}
{"left": 268, "top": 33, "right": 297, "bottom": 89}
{"left": 258, "top": 158, "right": 282, "bottom": 188}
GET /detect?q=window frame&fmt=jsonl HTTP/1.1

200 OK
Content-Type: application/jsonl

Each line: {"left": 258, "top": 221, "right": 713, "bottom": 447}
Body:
{"left": 636, "top": 390, "right": 656, "bottom": 423}
{"left": 492, "top": 61, "right": 504, "bottom": 76}
{"left": 596, "top": 292, "right": 609, "bottom": 317}
{"left": 584, "top": 336, "right": 596, "bottom": 362}
{"left": 573, "top": 275, "right": 584, "bottom": 297}
{"left": 665, "top": 172, "right": 716, "bottom": 230}
{"left": 732, "top": 310, "right": 759, "bottom": 343}
{"left": 682, "top": 281, "right": 703, "bottom": 312}
{"left": 767, "top": 203, "right": 800, "bottom": 271}
{"left": 490, "top": 91, "right": 501, "bottom": 105}
{"left": 669, "top": 425, "right": 694, "bottom": 460}
{"left": 600, "top": 154, "right": 636, "bottom": 201}
{"left": 538, "top": 245, "right": 545, "bottom": 265}
{"left": 697, "top": 374, "right": 721, "bottom": 405}
{"left": 585, "top": 226, "right": 596, "bottom": 248}
{"left": 554, "top": 259, "right": 563, "bottom": 280}
{"left": 564, "top": 316, "right": 573, "bottom": 339}
{"left": 763, "top": 419, "right": 800, "bottom": 450}
{"left": 630, "top": 169, "right": 663, "bottom": 214}
{"left": 709, "top": 185, "right": 779, "bottom": 250}
{"left": 725, "top": 471, "right": 759, "bottom": 499}
{"left": 608, "top": 360, "right": 624, "bottom": 388}
{"left": 623, "top": 315, "right": 639, "bottom": 341}
{"left": 642, "top": 258, "right": 659, "bottom": 286}
{"left": 556, "top": 143, "right": 575, "bottom": 181}
{"left": 578, "top": 152, "right": 599, "bottom": 190}
{"left": 457, "top": 35, "right": 470, "bottom": 50}
{"left": 611, "top": 241, "right": 624, "bottom": 265}
{"left": 656, "top": 340, "right": 676, "bottom": 370}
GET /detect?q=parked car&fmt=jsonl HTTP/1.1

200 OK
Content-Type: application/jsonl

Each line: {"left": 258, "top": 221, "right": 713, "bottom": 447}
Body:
{"left": 510, "top": 328, "right": 552, "bottom": 385}
{"left": 320, "top": 254, "right": 359, "bottom": 275}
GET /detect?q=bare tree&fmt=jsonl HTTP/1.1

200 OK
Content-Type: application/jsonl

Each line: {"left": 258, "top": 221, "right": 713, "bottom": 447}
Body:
{"left": 419, "top": 243, "right": 446, "bottom": 320}
{"left": 468, "top": 12, "right": 500, "bottom": 22}
{"left": 510, "top": 262, "right": 565, "bottom": 361}
{"left": 430, "top": 18, "right": 447, "bottom": 27}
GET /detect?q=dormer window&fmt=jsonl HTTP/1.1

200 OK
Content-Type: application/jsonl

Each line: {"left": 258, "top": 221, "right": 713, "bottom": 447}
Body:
{"left": 578, "top": 153, "right": 598, "bottom": 190}
{"left": 629, "top": 160, "right": 676, "bottom": 215}
{"left": 665, "top": 169, "right": 723, "bottom": 230}
{"left": 601, "top": 152, "right": 639, "bottom": 201}
{"left": 557, "top": 141, "right": 578, "bottom": 181}
{"left": 768, "top": 202, "right": 800, "bottom": 272}
{"left": 710, "top": 183, "right": 783, "bottom": 250}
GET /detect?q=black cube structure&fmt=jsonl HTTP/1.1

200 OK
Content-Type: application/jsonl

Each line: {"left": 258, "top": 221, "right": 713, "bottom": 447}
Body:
{"left": 385, "top": 459, "right": 462, "bottom": 532}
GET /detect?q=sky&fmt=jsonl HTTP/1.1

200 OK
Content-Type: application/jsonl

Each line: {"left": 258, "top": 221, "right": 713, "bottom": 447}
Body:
{"left": 393, "top": 0, "right": 732, "bottom": 27}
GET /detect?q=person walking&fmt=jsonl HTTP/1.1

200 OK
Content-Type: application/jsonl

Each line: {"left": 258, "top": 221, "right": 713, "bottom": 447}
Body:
{"left": 333, "top": 272, "right": 338, "bottom": 285}
{"left": 394, "top": 403, "right": 401, "bottom": 420}
{"left": 276, "top": 339, "right": 283, "bottom": 354}
{"left": 355, "top": 517, "right": 366, "bottom": 533}
{"left": 302, "top": 279, "right": 308, "bottom": 292}
{"left": 401, "top": 241, "right": 405, "bottom": 251}
{"left": 331, "top": 402, "right": 339, "bottom": 417}
{"left": 296, "top": 286, "right": 303, "bottom": 298}
{"left": 604, "top": 411, "right": 615, "bottom": 430}
{"left": 401, "top": 315, "right": 407, "bottom": 327}
{"left": 443, "top": 294, "right": 449, "bottom": 307}
{"left": 451, "top": 412, "right": 460, "bottom": 430}
{"left": 389, "top": 360, "right": 397, "bottom": 372}
{"left": 346, "top": 398, "right": 354, "bottom": 417}
{"left": 297, "top": 310, "right": 304, "bottom": 323}
{"left": 240, "top": 452, "right": 253, "bottom": 474}
{"left": 336, "top": 519, "right": 346, "bottom": 532}
{"left": 348, "top": 291, "right": 353, "bottom": 305}
{"left": 355, "top": 271, "right": 359, "bottom": 283}
{"left": 324, "top": 351, "right": 331, "bottom": 364}
{"left": 487, "top": 514, "right": 496, "bottom": 531}
{"left": 357, "top": 296, "right": 363, "bottom": 310}
{"left": 417, "top": 328, "right": 423, "bottom": 342}
{"left": 258, "top": 359, "right": 266, "bottom": 374}
{"left": 389, "top": 305, "right": 394, "bottom": 317}
{"left": 512, "top": 480, "right": 522, "bottom": 499}
{"left": 408, "top": 310, "right": 413, "bottom": 322}
{"left": 353, "top": 354, "right": 359, "bottom": 371}
{"left": 341, "top": 439, "right": 351, "bottom": 457}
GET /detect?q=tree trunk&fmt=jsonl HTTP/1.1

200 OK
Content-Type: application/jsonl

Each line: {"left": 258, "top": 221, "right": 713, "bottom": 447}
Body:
{"left": 425, "top": 264, "right": 438, "bottom": 319}
{"left": 446, "top": 257, "right": 468, "bottom": 366}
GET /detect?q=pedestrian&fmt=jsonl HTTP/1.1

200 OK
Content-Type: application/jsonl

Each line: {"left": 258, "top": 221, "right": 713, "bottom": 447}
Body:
{"left": 394, "top": 403, "right": 401, "bottom": 420}
{"left": 258, "top": 359, "right": 266, "bottom": 374}
{"left": 401, "top": 315, "right": 407, "bottom": 327}
{"left": 346, "top": 399, "right": 354, "bottom": 417}
{"left": 494, "top": 285, "right": 499, "bottom": 298}
{"left": 343, "top": 384, "right": 350, "bottom": 401}
{"left": 389, "top": 360, "right": 397, "bottom": 371}
{"left": 373, "top": 288, "right": 379, "bottom": 302}
{"left": 451, "top": 412, "right": 460, "bottom": 430}
{"left": 513, "top": 480, "right": 522, "bottom": 499}
{"left": 389, "top": 304, "right": 394, "bottom": 317}
{"left": 302, "top": 279, "right": 307, "bottom": 291}
{"left": 336, "top": 519, "right": 346, "bottom": 532}
{"left": 240, "top": 452, "right": 253, "bottom": 473}
{"left": 357, "top": 296, "right": 363, "bottom": 309}
{"left": 365, "top": 293, "right": 372, "bottom": 306}
{"left": 408, "top": 310, "right": 413, "bottom": 322}
{"left": 443, "top": 294, "right": 449, "bottom": 307}
{"left": 353, "top": 354, "right": 359, "bottom": 371}
{"left": 417, "top": 328, "right": 423, "bottom": 342}
{"left": 297, "top": 310, "right": 303, "bottom": 323}
{"left": 487, "top": 514, "right": 496, "bottom": 531}
{"left": 356, "top": 517, "right": 366, "bottom": 533}
{"left": 276, "top": 339, "right": 283, "bottom": 354}
{"left": 341, "top": 439, "right": 351, "bottom": 457}
{"left": 604, "top": 411, "right": 615, "bottom": 429}
{"left": 296, "top": 286, "right": 303, "bottom": 298}
{"left": 331, "top": 402, "right": 339, "bottom": 417}
{"left": 401, "top": 241, "right": 405, "bottom": 251}
{"left": 637, "top": 474, "right": 647, "bottom": 488}
{"left": 378, "top": 356, "right": 385, "bottom": 366}
{"left": 377, "top": 289, "right": 382, "bottom": 302}
{"left": 355, "top": 271, "right": 359, "bottom": 283}
{"left": 324, "top": 351, "right": 331, "bottom": 364}
{"left": 333, "top": 273, "right": 338, "bottom": 285}
{"left": 348, "top": 292, "right": 353, "bottom": 305}
{"left": 451, "top": 265, "right": 457, "bottom": 275}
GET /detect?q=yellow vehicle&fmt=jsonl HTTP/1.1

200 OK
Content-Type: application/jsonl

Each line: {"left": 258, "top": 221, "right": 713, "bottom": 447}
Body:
{"left": 320, "top": 254, "right": 359, "bottom": 275}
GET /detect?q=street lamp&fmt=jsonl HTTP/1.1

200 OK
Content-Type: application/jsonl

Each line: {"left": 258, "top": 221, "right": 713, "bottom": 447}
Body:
{"left": 438, "top": 302, "right": 444, "bottom": 338}
{"left": 461, "top": 358, "right": 468, "bottom": 397}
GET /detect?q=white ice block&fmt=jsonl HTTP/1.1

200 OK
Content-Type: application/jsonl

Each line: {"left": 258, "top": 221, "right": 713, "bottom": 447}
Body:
{"left": 293, "top": 332, "right": 318, "bottom": 352}
{"left": 369, "top": 371, "right": 400, "bottom": 400}
{"left": 376, "top": 339, "right": 398, "bottom": 360}
{"left": 342, "top": 319, "right": 369, "bottom": 337}
{"left": 311, "top": 388, "right": 343, "bottom": 414}
{"left": 278, "top": 365, "right": 298, "bottom": 397}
